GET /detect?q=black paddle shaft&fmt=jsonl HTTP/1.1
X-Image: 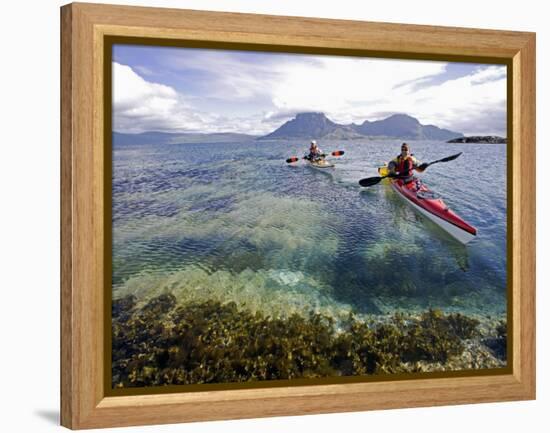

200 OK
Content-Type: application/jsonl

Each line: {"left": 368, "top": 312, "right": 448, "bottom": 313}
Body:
{"left": 358, "top": 173, "right": 407, "bottom": 187}
{"left": 358, "top": 152, "right": 463, "bottom": 187}
{"left": 286, "top": 150, "right": 345, "bottom": 164}
{"left": 421, "top": 152, "right": 463, "bottom": 169}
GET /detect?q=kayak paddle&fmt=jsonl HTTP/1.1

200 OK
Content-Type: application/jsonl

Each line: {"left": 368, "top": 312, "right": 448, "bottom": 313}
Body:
{"left": 358, "top": 152, "right": 463, "bottom": 187}
{"left": 417, "top": 152, "right": 462, "bottom": 171}
{"left": 359, "top": 173, "right": 400, "bottom": 187}
{"left": 286, "top": 150, "right": 345, "bottom": 164}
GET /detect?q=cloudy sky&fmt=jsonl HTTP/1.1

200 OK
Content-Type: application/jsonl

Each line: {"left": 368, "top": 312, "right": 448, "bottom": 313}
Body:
{"left": 113, "top": 44, "right": 507, "bottom": 136}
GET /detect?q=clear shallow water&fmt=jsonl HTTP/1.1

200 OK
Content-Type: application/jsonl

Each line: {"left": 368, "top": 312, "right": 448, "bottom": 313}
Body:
{"left": 112, "top": 139, "right": 507, "bottom": 320}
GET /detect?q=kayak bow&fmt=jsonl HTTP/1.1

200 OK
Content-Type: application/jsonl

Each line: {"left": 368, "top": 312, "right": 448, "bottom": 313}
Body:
{"left": 386, "top": 173, "right": 477, "bottom": 244}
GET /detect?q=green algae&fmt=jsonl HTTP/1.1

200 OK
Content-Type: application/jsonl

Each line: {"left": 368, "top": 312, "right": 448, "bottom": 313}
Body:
{"left": 112, "top": 293, "right": 497, "bottom": 388}
{"left": 482, "top": 319, "right": 507, "bottom": 360}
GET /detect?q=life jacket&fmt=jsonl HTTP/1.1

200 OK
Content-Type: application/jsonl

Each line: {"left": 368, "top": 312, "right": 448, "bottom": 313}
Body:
{"left": 392, "top": 154, "right": 418, "bottom": 178}
{"left": 309, "top": 147, "right": 322, "bottom": 158}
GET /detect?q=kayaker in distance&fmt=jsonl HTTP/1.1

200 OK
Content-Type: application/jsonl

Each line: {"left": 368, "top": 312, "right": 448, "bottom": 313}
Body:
{"left": 306, "top": 140, "right": 323, "bottom": 161}
{"left": 387, "top": 142, "right": 426, "bottom": 182}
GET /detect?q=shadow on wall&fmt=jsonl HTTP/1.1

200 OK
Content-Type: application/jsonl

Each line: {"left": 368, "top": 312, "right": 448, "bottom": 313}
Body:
{"left": 34, "top": 409, "right": 59, "bottom": 425}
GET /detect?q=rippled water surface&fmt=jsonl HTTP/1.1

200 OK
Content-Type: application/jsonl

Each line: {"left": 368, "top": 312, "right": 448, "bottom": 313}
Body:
{"left": 112, "top": 139, "right": 507, "bottom": 320}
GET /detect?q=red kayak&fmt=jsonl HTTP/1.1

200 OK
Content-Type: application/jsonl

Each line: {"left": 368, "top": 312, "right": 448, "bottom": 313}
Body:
{"left": 391, "top": 178, "right": 477, "bottom": 244}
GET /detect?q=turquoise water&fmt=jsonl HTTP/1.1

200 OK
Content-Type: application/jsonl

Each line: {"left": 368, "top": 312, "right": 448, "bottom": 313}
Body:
{"left": 112, "top": 139, "right": 507, "bottom": 321}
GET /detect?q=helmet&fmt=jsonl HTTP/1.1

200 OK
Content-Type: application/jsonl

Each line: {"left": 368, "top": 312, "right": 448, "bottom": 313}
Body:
{"left": 311, "top": 140, "right": 317, "bottom": 146}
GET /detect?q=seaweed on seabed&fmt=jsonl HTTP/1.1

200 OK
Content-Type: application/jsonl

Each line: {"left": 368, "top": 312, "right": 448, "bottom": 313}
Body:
{"left": 111, "top": 294, "right": 484, "bottom": 388}
{"left": 112, "top": 294, "right": 137, "bottom": 320}
{"left": 398, "top": 309, "right": 480, "bottom": 364}
{"left": 483, "top": 320, "right": 507, "bottom": 360}
{"left": 111, "top": 293, "right": 177, "bottom": 387}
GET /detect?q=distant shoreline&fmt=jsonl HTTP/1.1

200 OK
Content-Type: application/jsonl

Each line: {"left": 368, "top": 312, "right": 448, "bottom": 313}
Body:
{"left": 447, "top": 136, "right": 506, "bottom": 144}
{"left": 112, "top": 131, "right": 507, "bottom": 146}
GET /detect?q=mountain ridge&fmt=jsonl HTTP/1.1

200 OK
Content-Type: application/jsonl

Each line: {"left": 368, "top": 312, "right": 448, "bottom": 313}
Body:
{"left": 259, "top": 112, "right": 463, "bottom": 141}
{"left": 113, "top": 113, "right": 465, "bottom": 144}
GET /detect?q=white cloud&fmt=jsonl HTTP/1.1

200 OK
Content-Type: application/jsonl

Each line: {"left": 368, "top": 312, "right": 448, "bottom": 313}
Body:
{"left": 166, "top": 50, "right": 299, "bottom": 101}
{"left": 133, "top": 65, "right": 154, "bottom": 76}
{"left": 271, "top": 57, "right": 446, "bottom": 123}
{"left": 113, "top": 63, "right": 220, "bottom": 133}
{"left": 267, "top": 58, "right": 506, "bottom": 135}
{"left": 113, "top": 56, "right": 507, "bottom": 136}
{"left": 113, "top": 62, "right": 278, "bottom": 134}
{"left": 113, "top": 62, "right": 176, "bottom": 111}
{"left": 400, "top": 66, "right": 507, "bottom": 135}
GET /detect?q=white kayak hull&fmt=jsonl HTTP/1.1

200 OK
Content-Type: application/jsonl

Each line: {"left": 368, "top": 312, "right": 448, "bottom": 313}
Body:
{"left": 308, "top": 160, "right": 335, "bottom": 169}
{"left": 393, "top": 186, "right": 476, "bottom": 244}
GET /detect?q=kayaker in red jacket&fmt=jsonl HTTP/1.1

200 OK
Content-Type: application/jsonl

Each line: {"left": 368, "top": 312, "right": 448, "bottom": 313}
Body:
{"left": 387, "top": 143, "right": 424, "bottom": 183}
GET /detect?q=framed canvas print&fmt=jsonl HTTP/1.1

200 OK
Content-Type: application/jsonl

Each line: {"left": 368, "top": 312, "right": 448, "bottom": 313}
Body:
{"left": 60, "top": 2, "right": 536, "bottom": 429}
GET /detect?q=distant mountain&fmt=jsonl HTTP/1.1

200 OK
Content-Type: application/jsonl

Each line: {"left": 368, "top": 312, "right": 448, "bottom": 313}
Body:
{"left": 259, "top": 112, "right": 463, "bottom": 141}
{"left": 355, "top": 114, "right": 462, "bottom": 140}
{"left": 354, "top": 114, "right": 420, "bottom": 137}
{"left": 113, "top": 131, "right": 258, "bottom": 146}
{"left": 260, "top": 112, "right": 343, "bottom": 140}
{"left": 321, "top": 127, "right": 365, "bottom": 140}
{"left": 113, "top": 113, "right": 463, "bottom": 145}
{"left": 421, "top": 125, "right": 464, "bottom": 141}
{"left": 447, "top": 136, "right": 506, "bottom": 144}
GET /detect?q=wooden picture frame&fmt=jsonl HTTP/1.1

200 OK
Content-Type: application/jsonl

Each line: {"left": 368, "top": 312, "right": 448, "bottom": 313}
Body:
{"left": 60, "top": 2, "right": 536, "bottom": 429}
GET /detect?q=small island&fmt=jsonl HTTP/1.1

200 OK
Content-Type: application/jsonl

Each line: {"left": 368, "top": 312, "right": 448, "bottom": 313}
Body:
{"left": 447, "top": 136, "right": 506, "bottom": 144}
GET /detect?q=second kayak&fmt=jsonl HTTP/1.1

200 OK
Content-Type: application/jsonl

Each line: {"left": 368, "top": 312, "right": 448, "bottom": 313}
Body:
{"left": 308, "top": 159, "right": 335, "bottom": 169}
